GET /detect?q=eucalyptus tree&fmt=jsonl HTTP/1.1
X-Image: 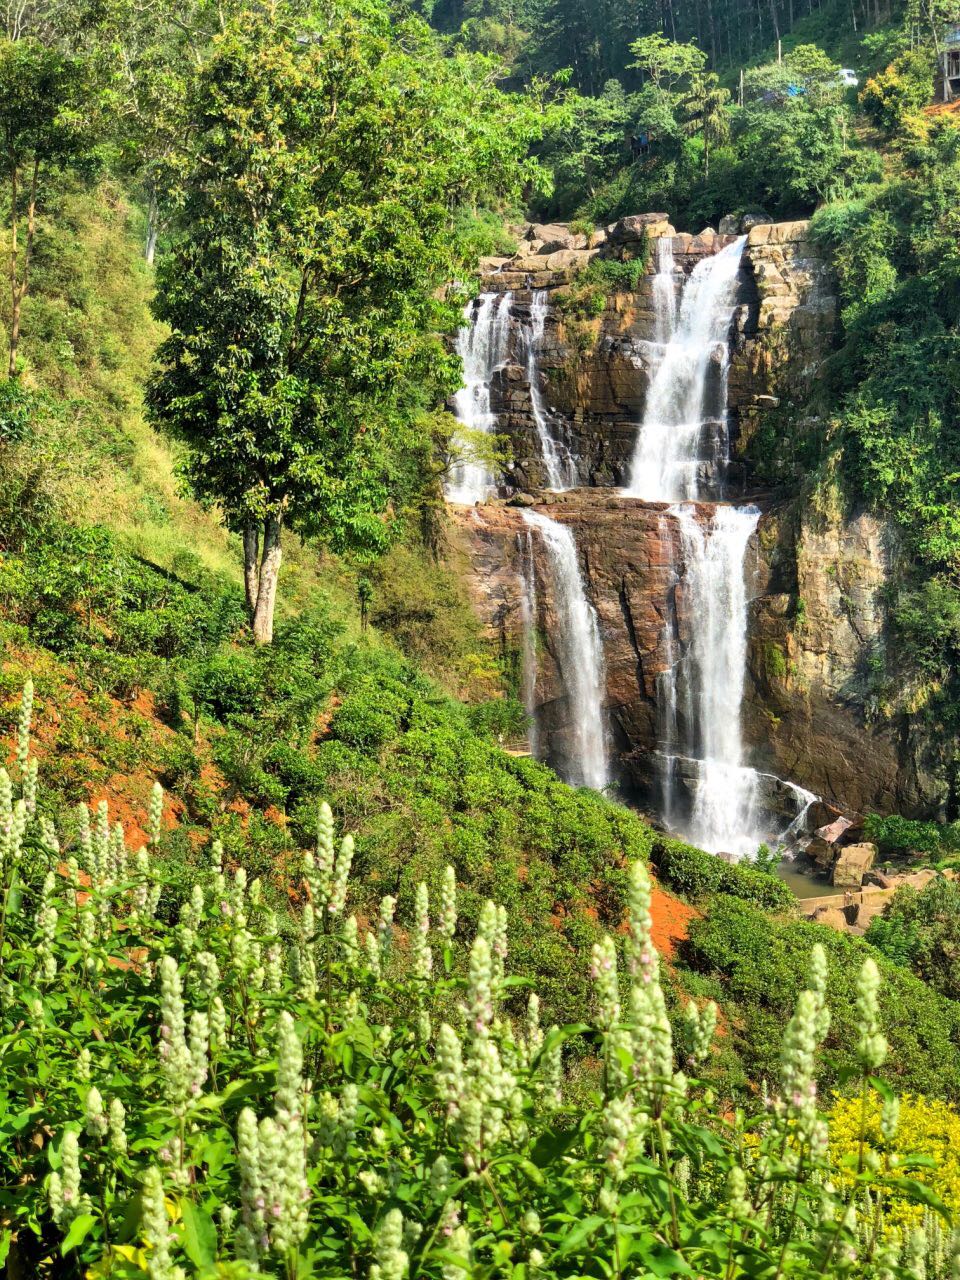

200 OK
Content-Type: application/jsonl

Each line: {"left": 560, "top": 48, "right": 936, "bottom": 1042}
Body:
{"left": 148, "top": 0, "right": 543, "bottom": 643}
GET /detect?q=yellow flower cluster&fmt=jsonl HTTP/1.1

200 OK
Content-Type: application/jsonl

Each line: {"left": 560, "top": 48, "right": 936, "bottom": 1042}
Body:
{"left": 829, "top": 1090, "right": 960, "bottom": 1228}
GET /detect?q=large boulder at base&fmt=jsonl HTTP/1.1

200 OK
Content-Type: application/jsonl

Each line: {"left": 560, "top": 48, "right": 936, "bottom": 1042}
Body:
{"left": 810, "top": 904, "right": 854, "bottom": 931}
{"left": 804, "top": 835, "right": 837, "bottom": 871}
{"left": 832, "top": 842, "right": 877, "bottom": 889}
{"left": 816, "top": 815, "right": 853, "bottom": 846}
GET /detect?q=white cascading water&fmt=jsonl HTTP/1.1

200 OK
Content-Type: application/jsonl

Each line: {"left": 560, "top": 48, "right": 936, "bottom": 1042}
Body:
{"left": 672, "top": 504, "right": 763, "bottom": 858}
{"left": 624, "top": 236, "right": 746, "bottom": 501}
{"left": 656, "top": 512, "right": 681, "bottom": 832}
{"left": 651, "top": 236, "right": 679, "bottom": 344}
{"left": 628, "top": 235, "right": 815, "bottom": 857}
{"left": 517, "top": 530, "right": 539, "bottom": 759}
{"left": 446, "top": 291, "right": 513, "bottom": 504}
{"left": 525, "top": 292, "right": 577, "bottom": 491}
{"left": 521, "top": 510, "right": 608, "bottom": 789}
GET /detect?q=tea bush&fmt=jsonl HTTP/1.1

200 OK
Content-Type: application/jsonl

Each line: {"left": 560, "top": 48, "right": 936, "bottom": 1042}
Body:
{"left": 0, "top": 684, "right": 955, "bottom": 1279}
{"left": 685, "top": 896, "right": 960, "bottom": 1098}
{"left": 651, "top": 834, "right": 794, "bottom": 910}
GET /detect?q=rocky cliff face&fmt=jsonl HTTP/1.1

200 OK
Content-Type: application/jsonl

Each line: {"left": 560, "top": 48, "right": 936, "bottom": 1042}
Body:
{"left": 474, "top": 216, "right": 837, "bottom": 493}
{"left": 454, "top": 492, "right": 946, "bottom": 818}
{"left": 452, "top": 215, "right": 948, "bottom": 821}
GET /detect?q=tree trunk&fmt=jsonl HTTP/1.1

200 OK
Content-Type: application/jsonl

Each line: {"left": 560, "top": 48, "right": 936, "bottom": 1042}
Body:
{"left": 144, "top": 187, "right": 159, "bottom": 266}
{"left": 243, "top": 522, "right": 260, "bottom": 620}
{"left": 251, "top": 516, "right": 282, "bottom": 645}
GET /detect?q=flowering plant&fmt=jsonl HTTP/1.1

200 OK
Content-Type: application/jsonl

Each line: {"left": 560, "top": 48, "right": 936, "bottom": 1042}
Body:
{"left": 0, "top": 685, "right": 951, "bottom": 1278}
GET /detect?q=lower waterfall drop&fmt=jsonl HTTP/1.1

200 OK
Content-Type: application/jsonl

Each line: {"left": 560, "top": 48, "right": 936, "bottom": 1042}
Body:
{"left": 517, "top": 530, "right": 539, "bottom": 759}
{"left": 671, "top": 504, "right": 763, "bottom": 858}
{"left": 525, "top": 293, "right": 577, "bottom": 491}
{"left": 521, "top": 510, "right": 608, "bottom": 790}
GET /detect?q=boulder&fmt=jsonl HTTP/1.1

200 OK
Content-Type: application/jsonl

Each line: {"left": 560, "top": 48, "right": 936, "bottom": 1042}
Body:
{"left": 745, "top": 218, "right": 811, "bottom": 247}
{"left": 479, "top": 256, "right": 511, "bottom": 275}
{"left": 609, "top": 213, "right": 674, "bottom": 244}
{"left": 832, "top": 842, "right": 877, "bottom": 889}
{"left": 815, "top": 815, "right": 853, "bottom": 846}
{"left": 720, "top": 210, "right": 772, "bottom": 235}
{"left": 528, "top": 223, "right": 587, "bottom": 253}
{"left": 542, "top": 248, "right": 599, "bottom": 272}
{"left": 804, "top": 835, "right": 836, "bottom": 870}
{"left": 864, "top": 870, "right": 895, "bottom": 889}
{"left": 741, "top": 208, "right": 773, "bottom": 231}
{"left": 809, "top": 905, "right": 852, "bottom": 931}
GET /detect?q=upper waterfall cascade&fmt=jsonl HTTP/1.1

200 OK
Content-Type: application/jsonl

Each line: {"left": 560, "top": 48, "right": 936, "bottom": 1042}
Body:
{"left": 624, "top": 236, "right": 745, "bottom": 502}
{"left": 525, "top": 292, "right": 577, "bottom": 491}
{"left": 447, "top": 291, "right": 513, "bottom": 504}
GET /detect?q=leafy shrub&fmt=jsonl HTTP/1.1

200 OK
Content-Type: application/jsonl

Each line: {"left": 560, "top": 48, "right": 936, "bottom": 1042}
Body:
{"left": 652, "top": 834, "right": 794, "bottom": 909}
{"left": 866, "top": 875, "right": 960, "bottom": 1001}
{"left": 859, "top": 51, "right": 934, "bottom": 134}
{"left": 864, "top": 814, "right": 960, "bottom": 858}
{"left": 0, "top": 378, "right": 39, "bottom": 445}
{"left": 683, "top": 896, "right": 960, "bottom": 1098}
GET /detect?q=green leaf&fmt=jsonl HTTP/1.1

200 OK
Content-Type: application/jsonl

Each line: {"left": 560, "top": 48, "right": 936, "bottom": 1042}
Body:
{"left": 552, "top": 1214, "right": 607, "bottom": 1258}
{"left": 181, "top": 1201, "right": 217, "bottom": 1268}
{"left": 530, "top": 1124, "right": 578, "bottom": 1169}
{"left": 60, "top": 1213, "right": 98, "bottom": 1255}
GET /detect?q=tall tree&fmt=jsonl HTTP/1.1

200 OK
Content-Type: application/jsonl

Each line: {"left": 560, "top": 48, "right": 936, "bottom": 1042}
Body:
{"left": 0, "top": 39, "right": 98, "bottom": 377}
{"left": 148, "top": 0, "right": 542, "bottom": 643}
{"left": 682, "top": 66, "right": 730, "bottom": 177}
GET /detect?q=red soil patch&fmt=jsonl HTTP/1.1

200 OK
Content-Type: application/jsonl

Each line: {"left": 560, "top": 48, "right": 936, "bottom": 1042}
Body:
{"left": 649, "top": 883, "right": 699, "bottom": 960}
{"left": 925, "top": 99, "right": 960, "bottom": 116}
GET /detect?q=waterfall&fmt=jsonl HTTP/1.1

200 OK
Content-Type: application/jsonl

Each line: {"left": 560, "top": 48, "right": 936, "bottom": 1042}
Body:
{"left": 521, "top": 510, "right": 608, "bottom": 789}
{"left": 624, "top": 235, "right": 816, "bottom": 857}
{"left": 656, "top": 513, "right": 680, "bottom": 831}
{"left": 651, "top": 237, "right": 679, "bottom": 344}
{"left": 518, "top": 531, "right": 539, "bottom": 758}
{"left": 672, "top": 504, "right": 763, "bottom": 858}
{"left": 447, "top": 291, "right": 513, "bottom": 504}
{"left": 624, "top": 236, "right": 746, "bottom": 502}
{"left": 525, "top": 292, "right": 577, "bottom": 491}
